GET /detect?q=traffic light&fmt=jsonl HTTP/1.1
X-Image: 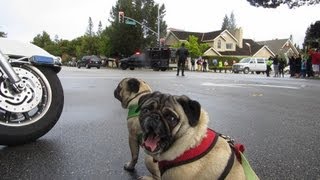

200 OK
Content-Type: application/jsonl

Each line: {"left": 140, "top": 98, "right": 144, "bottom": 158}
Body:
{"left": 118, "top": 11, "right": 124, "bottom": 23}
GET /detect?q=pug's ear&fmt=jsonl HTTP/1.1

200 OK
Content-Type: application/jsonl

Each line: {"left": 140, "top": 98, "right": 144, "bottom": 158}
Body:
{"left": 176, "top": 95, "right": 201, "bottom": 127}
{"left": 127, "top": 78, "right": 140, "bottom": 93}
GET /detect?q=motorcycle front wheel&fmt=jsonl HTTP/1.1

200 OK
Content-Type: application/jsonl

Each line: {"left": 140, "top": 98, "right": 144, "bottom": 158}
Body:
{"left": 0, "top": 65, "right": 64, "bottom": 145}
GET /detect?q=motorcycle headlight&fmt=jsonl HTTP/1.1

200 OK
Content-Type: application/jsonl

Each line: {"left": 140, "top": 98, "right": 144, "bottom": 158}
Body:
{"left": 30, "top": 55, "right": 54, "bottom": 64}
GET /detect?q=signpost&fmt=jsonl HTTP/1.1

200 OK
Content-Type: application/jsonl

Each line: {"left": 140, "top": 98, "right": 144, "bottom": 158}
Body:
{"left": 118, "top": 10, "right": 161, "bottom": 47}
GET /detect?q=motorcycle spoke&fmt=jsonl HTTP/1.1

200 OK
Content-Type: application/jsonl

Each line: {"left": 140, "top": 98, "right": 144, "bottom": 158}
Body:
{"left": 5, "top": 111, "right": 11, "bottom": 123}
{"left": 23, "top": 112, "right": 31, "bottom": 120}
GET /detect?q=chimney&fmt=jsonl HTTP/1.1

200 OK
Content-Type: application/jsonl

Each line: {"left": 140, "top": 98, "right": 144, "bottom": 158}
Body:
{"left": 234, "top": 27, "right": 243, "bottom": 48}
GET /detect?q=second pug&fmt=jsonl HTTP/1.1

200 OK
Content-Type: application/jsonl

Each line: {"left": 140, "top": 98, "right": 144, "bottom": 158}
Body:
{"left": 114, "top": 77, "right": 152, "bottom": 171}
{"left": 138, "top": 91, "right": 259, "bottom": 180}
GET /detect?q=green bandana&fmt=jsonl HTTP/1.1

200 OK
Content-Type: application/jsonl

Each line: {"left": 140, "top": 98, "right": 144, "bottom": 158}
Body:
{"left": 127, "top": 104, "right": 140, "bottom": 120}
{"left": 240, "top": 152, "right": 259, "bottom": 180}
{"left": 127, "top": 104, "right": 143, "bottom": 144}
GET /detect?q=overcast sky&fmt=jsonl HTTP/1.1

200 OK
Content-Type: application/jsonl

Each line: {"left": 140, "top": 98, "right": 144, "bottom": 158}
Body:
{"left": 1, "top": 0, "right": 319, "bottom": 47}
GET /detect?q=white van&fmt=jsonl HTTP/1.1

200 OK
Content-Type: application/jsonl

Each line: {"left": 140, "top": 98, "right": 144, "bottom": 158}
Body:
{"left": 232, "top": 57, "right": 268, "bottom": 74}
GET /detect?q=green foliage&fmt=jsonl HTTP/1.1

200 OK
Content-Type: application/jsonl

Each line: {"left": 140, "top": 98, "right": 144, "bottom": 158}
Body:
{"left": 246, "top": 0, "right": 320, "bottom": 8}
{"left": 171, "top": 35, "right": 210, "bottom": 58}
{"left": 221, "top": 12, "right": 237, "bottom": 33}
{"left": 304, "top": 20, "right": 320, "bottom": 49}
{"left": 108, "top": 0, "right": 167, "bottom": 57}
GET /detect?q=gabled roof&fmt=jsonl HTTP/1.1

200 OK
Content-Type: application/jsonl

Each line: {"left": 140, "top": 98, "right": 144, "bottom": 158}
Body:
{"left": 169, "top": 30, "right": 225, "bottom": 42}
{"left": 219, "top": 39, "right": 264, "bottom": 56}
{"left": 256, "top": 39, "right": 290, "bottom": 54}
{"left": 202, "top": 30, "right": 224, "bottom": 41}
{"left": 169, "top": 30, "right": 204, "bottom": 43}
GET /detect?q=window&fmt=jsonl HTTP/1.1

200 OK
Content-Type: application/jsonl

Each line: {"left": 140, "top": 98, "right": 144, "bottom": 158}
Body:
{"left": 257, "top": 59, "right": 265, "bottom": 64}
{"left": 226, "top": 43, "right": 233, "bottom": 49}
{"left": 217, "top": 40, "right": 221, "bottom": 49}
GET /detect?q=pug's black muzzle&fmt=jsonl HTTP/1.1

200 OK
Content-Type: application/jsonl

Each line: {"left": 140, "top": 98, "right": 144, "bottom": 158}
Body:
{"left": 140, "top": 112, "right": 172, "bottom": 151}
{"left": 114, "top": 87, "right": 122, "bottom": 101}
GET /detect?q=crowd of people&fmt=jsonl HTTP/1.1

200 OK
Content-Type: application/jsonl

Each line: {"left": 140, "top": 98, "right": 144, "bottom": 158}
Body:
{"left": 176, "top": 42, "right": 320, "bottom": 78}
{"left": 286, "top": 48, "right": 320, "bottom": 78}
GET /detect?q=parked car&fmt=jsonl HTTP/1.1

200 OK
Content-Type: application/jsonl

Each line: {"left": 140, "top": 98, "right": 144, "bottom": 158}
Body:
{"left": 232, "top": 57, "right": 268, "bottom": 74}
{"left": 77, "top": 55, "right": 102, "bottom": 69}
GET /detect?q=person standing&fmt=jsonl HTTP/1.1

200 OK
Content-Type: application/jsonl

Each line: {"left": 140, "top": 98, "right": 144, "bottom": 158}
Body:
{"left": 218, "top": 60, "right": 223, "bottom": 73}
{"left": 191, "top": 58, "right": 195, "bottom": 71}
{"left": 279, "top": 58, "right": 286, "bottom": 77}
{"left": 273, "top": 55, "right": 279, "bottom": 77}
{"left": 175, "top": 43, "right": 189, "bottom": 76}
{"left": 202, "top": 59, "right": 208, "bottom": 72}
{"left": 289, "top": 56, "right": 295, "bottom": 77}
{"left": 212, "top": 59, "right": 218, "bottom": 72}
{"left": 301, "top": 56, "right": 307, "bottom": 78}
{"left": 224, "top": 60, "right": 229, "bottom": 73}
{"left": 295, "top": 54, "right": 302, "bottom": 77}
{"left": 266, "top": 57, "right": 273, "bottom": 77}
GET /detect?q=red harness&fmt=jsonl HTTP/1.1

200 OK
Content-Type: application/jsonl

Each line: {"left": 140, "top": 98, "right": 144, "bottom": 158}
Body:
{"left": 157, "top": 128, "right": 245, "bottom": 176}
{"left": 157, "top": 128, "right": 218, "bottom": 175}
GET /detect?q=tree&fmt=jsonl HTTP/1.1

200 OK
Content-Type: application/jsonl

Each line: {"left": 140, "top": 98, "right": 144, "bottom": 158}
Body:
{"left": 221, "top": 15, "right": 229, "bottom": 30}
{"left": 108, "top": 0, "right": 167, "bottom": 57}
{"left": 0, "top": 31, "right": 7, "bottom": 38}
{"left": 304, "top": 21, "right": 320, "bottom": 49}
{"left": 97, "top": 21, "right": 103, "bottom": 36}
{"left": 32, "top": 31, "right": 53, "bottom": 49}
{"left": 229, "top": 12, "right": 237, "bottom": 34}
{"left": 246, "top": 0, "right": 320, "bottom": 9}
{"left": 221, "top": 12, "right": 237, "bottom": 33}
{"left": 86, "top": 17, "right": 94, "bottom": 37}
{"left": 172, "top": 35, "right": 209, "bottom": 58}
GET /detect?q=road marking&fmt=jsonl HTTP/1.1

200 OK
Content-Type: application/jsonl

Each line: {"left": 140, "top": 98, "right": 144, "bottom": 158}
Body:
{"left": 201, "top": 82, "right": 300, "bottom": 89}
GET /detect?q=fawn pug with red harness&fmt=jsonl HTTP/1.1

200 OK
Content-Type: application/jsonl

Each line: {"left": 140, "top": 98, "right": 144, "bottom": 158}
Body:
{"left": 138, "top": 91, "right": 259, "bottom": 180}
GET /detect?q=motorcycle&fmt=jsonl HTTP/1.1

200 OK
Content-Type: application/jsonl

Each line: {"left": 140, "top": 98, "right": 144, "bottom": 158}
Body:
{"left": 0, "top": 38, "right": 64, "bottom": 145}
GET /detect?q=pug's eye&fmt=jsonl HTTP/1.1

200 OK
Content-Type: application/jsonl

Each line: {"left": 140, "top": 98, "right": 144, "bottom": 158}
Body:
{"left": 166, "top": 115, "right": 178, "bottom": 126}
{"left": 141, "top": 108, "right": 150, "bottom": 114}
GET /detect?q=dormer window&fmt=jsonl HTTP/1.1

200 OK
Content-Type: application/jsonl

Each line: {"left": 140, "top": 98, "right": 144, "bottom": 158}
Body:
{"left": 218, "top": 40, "right": 221, "bottom": 49}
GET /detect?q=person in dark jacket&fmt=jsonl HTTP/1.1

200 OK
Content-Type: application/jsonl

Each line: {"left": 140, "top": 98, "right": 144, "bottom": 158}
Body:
{"left": 289, "top": 56, "right": 295, "bottom": 77}
{"left": 175, "top": 43, "right": 189, "bottom": 76}
{"left": 295, "top": 54, "right": 302, "bottom": 77}
{"left": 279, "top": 58, "right": 286, "bottom": 77}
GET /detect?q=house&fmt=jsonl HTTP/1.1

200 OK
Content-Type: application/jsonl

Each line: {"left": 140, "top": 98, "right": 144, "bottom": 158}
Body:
{"left": 164, "top": 28, "right": 293, "bottom": 59}
{"left": 256, "top": 39, "right": 299, "bottom": 58}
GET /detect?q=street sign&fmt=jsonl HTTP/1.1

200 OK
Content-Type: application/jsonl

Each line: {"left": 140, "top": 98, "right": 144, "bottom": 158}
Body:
{"left": 125, "top": 19, "right": 136, "bottom": 25}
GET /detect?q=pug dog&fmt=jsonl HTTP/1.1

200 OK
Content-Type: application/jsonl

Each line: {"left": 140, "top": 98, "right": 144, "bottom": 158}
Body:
{"left": 114, "top": 78, "right": 160, "bottom": 179}
{"left": 138, "top": 91, "right": 259, "bottom": 180}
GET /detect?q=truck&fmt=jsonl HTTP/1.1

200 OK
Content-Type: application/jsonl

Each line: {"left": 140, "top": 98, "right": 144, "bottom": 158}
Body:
{"left": 119, "top": 47, "right": 172, "bottom": 71}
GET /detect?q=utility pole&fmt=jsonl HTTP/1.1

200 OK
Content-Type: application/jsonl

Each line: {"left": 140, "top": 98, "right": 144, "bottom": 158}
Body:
{"left": 119, "top": 11, "right": 161, "bottom": 47}
{"left": 157, "top": 6, "right": 160, "bottom": 47}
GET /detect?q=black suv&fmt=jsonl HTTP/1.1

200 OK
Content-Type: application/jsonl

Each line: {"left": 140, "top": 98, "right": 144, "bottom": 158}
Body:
{"left": 77, "top": 55, "right": 102, "bottom": 69}
{"left": 120, "top": 53, "right": 146, "bottom": 70}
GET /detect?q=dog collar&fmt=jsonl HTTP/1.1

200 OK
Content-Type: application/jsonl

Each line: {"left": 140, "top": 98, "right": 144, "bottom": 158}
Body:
{"left": 127, "top": 104, "right": 140, "bottom": 119}
{"left": 157, "top": 128, "right": 218, "bottom": 175}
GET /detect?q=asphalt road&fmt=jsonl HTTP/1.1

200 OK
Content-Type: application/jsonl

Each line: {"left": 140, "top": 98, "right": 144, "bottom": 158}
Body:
{"left": 1, "top": 67, "right": 319, "bottom": 180}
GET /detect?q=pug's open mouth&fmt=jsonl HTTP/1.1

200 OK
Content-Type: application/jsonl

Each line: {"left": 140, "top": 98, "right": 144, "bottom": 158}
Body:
{"left": 142, "top": 132, "right": 161, "bottom": 153}
{"left": 141, "top": 132, "right": 171, "bottom": 154}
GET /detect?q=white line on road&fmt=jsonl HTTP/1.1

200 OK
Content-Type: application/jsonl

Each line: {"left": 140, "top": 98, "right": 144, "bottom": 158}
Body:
{"left": 201, "top": 82, "right": 300, "bottom": 89}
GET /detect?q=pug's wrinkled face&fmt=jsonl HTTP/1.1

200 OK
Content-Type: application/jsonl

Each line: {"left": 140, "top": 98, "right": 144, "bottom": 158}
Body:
{"left": 114, "top": 78, "right": 151, "bottom": 108}
{"left": 138, "top": 91, "right": 201, "bottom": 155}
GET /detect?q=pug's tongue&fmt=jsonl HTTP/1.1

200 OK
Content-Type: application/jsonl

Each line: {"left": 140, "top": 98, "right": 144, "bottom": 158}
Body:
{"left": 144, "top": 135, "right": 160, "bottom": 152}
